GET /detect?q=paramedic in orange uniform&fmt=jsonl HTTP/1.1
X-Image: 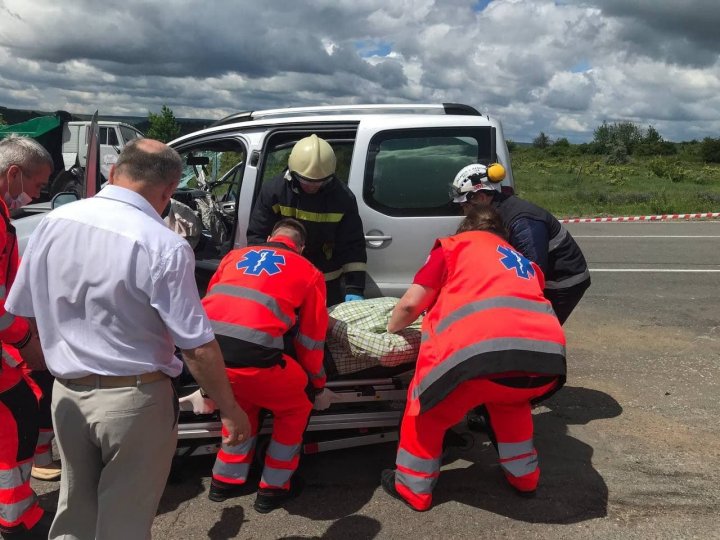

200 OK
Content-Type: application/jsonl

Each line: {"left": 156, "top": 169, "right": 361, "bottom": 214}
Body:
{"left": 0, "top": 136, "right": 52, "bottom": 536}
{"left": 381, "top": 206, "right": 566, "bottom": 511}
{"left": 202, "top": 218, "right": 333, "bottom": 513}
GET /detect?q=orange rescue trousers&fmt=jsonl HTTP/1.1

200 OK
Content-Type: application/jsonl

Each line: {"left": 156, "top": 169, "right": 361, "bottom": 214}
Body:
{"left": 393, "top": 377, "right": 558, "bottom": 511}
{"left": 212, "top": 357, "right": 312, "bottom": 491}
{"left": 0, "top": 377, "right": 43, "bottom": 533}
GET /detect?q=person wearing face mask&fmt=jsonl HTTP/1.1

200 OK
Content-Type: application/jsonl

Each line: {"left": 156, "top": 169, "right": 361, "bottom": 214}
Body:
{"left": 0, "top": 136, "right": 52, "bottom": 211}
{"left": 0, "top": 135, "right": 53, "bottom": 538}
{"left": 246, "top": 135, "right": 367, "bottom": 306}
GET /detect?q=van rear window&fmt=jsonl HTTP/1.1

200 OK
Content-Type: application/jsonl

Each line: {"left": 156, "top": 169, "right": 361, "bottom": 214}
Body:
{"left": 364, "top": 127, "right": 495, "bottom": 216}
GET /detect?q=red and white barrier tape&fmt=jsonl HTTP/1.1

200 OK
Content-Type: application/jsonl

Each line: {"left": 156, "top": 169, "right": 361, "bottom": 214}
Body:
{"left": 559, "top": 212, "right": 720, "bottom": 224}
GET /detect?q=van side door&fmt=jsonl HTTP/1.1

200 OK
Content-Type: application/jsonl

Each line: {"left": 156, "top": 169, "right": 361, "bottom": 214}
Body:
{"left": 171, "top": 134, "right": 254, "bottom": 293}
{"left": 349, "top": 119, "right": 500, "bottom": 297}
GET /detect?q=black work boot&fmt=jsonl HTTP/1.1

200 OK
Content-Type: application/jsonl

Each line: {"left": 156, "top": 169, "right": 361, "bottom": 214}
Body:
{"left": 208, "top": 479, "right": 256, "bottom": 502}
{"left": 253, "top": 475, "right": 304, "bottom": 514}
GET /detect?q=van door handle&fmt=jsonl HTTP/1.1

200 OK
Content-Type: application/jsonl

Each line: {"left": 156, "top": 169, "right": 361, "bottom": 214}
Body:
{"left": 365, "top": 232, "right": 392, "bottom": 248}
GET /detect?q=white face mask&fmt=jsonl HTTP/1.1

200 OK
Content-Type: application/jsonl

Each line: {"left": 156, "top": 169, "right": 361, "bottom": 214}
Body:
{"left": 4, "top": 170, "right": 33, "bottom": 209}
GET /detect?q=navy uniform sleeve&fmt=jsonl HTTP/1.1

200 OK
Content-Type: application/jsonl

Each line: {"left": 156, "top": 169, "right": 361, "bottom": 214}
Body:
{"left": 508, "top": 217, "right": 549, "bottom": 275}
{"left": 334, "top": 189, "right": 367, "bottom": 295}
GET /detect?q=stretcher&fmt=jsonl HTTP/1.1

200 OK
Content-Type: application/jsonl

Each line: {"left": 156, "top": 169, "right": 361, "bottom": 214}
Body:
{"left": 174, "top": 364, "right": 413, "bottom": 461}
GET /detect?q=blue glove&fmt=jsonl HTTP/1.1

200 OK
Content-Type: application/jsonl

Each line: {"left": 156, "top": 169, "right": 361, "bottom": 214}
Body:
{"left": 344, "top": 294, "right": 364, "bottom": 302}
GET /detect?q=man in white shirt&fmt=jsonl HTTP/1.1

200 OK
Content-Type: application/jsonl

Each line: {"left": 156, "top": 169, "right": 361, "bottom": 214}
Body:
{"left": 6, "top": 139, "right": 250, "bottom": 540}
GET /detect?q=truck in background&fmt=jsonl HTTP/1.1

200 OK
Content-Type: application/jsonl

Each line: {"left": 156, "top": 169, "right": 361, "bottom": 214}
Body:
{"left": 0, "top": 111, "right": 143, "bottom": 200}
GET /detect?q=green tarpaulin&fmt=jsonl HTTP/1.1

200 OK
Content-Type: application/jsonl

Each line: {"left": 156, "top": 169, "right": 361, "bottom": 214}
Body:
{"left": 0, "top": 115, "right": 63, "bottom": 139}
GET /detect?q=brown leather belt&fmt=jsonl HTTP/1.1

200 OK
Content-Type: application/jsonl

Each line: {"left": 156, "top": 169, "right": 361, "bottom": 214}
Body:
{"left": 58, "top": 371, "right": 168, "bottom": 388}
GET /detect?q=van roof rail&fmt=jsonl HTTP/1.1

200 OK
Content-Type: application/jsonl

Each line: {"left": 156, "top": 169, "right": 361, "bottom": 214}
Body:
{"left": 210, "top": 103, "right": 481, "bottom": 127}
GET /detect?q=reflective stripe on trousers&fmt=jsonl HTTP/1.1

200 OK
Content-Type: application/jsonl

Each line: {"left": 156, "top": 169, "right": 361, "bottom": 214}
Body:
{"left": 260, "top": 438, "right": 302, "bottom": 489}
{"left": 0, "top": 456, "right": 41, "bottom": 529}
{"left": 212, "top": 436, "right": 257, "bottom": 485}
{"left": 498, "top": 438, "right": 538, "bottom": 478}
{"left": 395, "top": 448, "right": 440, "bottom": 497}
{"left": 33, "top": 429, "right": 54, "bottom": 467}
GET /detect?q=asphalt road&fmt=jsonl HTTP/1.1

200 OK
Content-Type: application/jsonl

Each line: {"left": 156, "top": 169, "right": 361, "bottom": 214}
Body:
{"left": 28, "top": 220, "right": 720, "bottom": 540}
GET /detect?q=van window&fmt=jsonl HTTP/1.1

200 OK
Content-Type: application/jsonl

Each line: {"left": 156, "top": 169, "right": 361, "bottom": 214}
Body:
{"left": 260, "top": 133, "right": 355, "bottom": 186}
{"left": 364, "top": 127, "right": 495, "bottom": 216}
{"left": 119, "top": 126, "right": 141, "bottom": 143}
{"left": 106, "top": 128, "right": 119, "bottom": 146}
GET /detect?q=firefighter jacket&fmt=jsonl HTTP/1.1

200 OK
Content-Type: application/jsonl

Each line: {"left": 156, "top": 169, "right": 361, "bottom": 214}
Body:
{"left": 492, "top": 193, "right": 590, "bottom": 290}
{"left": 246, "top": 172, "right": 367, "bottom": 296}
{"left": 407, "top": 231, "right": 566, "bottom": 415}
{"left": 202, "top": 236, "right": 328, "bottom": 389}
{"left": 0, "top": 200, "right": 30, "bottom": 392}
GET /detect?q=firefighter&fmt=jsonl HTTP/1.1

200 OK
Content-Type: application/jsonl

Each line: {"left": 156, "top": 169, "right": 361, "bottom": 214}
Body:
{"left": 246, "top": 134, "right": 367, "bottom": 306}
{"left": 202, "top": 217, "right": 335, "bottom": 513}
{"left": 381, "top": 206, "right": 566, "bottom": 511}
{"left": 0, "top": 136, "right": 52, "bottom": 537}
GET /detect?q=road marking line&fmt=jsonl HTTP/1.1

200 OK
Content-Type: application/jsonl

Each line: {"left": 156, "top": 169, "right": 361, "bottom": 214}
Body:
{"left": 590, "top": 269, "right": 720, "bottom": 272}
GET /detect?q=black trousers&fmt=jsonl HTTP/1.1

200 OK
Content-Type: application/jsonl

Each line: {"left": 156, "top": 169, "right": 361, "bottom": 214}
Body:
{"left": 544, "top": 277, "right": 591, "bottom": 325}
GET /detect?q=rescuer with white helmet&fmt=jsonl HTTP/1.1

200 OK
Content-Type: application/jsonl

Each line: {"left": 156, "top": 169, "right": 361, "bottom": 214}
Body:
{"left": 450, "top": 161, "right": 591, "bottom": 437}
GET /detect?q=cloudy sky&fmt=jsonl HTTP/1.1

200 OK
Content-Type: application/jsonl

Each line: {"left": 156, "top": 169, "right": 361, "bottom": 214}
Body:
{"left": 1, "top": 0, "right": 719, "bottom": 142}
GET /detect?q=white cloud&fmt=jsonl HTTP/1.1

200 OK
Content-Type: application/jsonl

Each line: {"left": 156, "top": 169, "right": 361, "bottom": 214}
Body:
{"left": 0, "top": 0, "right": 718, "bottom": 142}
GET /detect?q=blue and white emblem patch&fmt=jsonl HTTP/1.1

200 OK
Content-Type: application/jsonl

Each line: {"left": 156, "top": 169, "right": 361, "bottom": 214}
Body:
{"left": 236, "top": 249, "right": 286, "bottom": 276}
{"left": 497, "top": 245, "right": 535, "bottom": 279}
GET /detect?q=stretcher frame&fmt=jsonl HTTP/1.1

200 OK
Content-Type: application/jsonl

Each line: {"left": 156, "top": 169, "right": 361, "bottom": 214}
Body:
{"left": 175, "top": 372, "right": 412, "bottom": 460}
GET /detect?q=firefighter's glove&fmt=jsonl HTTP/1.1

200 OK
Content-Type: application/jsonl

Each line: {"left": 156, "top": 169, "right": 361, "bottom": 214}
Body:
{"left": 312, "top": 388, "right": 337, "bottom": 411}
{"left": 178, "top": 389, "right": 217, "bottom": 415}
{"left": 344, "top": 294, "right": 364, "bottom": 302}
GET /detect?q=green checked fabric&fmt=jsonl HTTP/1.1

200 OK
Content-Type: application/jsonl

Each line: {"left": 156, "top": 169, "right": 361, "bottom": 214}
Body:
{"left": 327, "top": 297, "right": 423, "bottom": 375}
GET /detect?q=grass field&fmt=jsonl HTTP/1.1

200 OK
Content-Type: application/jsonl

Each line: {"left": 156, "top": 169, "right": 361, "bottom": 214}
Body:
{"left": 512, "top": 145, "right": 720, "bottom": 217}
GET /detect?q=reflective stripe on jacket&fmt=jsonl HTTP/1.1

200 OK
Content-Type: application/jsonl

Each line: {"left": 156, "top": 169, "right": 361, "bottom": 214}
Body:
{"left": 406, "top": 231, "right": 566, "bottom": 415}
{"left": 246, "top": 172, "right": 367, "bottom": 295}
{"left": 202, "top": 237, "right": 328, "bottom": 388}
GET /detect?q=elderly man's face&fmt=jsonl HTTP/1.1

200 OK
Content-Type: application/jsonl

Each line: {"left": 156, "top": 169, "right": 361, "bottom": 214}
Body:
{"left": 9, "top": 164, "right": 52, "bottom": 199}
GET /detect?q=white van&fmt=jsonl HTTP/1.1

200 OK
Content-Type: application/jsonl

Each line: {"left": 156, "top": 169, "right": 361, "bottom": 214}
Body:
{"left": 169, "top": 103, "right": 515, "bottom": 295}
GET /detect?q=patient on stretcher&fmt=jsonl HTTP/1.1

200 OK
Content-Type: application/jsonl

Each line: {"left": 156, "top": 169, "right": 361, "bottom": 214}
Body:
{"left": 325, "top": 297, "right": 423, "bottom": 378}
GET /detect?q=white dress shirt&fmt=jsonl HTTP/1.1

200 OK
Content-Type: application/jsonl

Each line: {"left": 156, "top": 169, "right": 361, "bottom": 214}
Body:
{"left": 6, "top": 185, "right": 214, "bottom": 378}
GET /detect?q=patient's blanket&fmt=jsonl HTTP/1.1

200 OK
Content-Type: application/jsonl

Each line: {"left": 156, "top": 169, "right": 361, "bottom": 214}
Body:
{"left": 326, "top": 297, "right": 422, "bottom": 376}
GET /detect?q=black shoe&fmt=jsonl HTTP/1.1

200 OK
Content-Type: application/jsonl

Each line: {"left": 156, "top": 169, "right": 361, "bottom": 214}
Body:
{"left": 380, "top": 469, "right": 426, "bottom": 512}
{"left": 253, "top": 476, "right": 304, "bottom": 514}
{"left": 208, "top": 479, "right": 256, "bottom": 502}
{"left": 1, "top": 511, "right": 55, "bottom": 539}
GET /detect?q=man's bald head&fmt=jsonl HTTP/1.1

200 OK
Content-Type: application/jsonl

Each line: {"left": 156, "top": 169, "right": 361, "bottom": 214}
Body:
{"left": 113, "top": 138, "right": 183, "bottom": 187}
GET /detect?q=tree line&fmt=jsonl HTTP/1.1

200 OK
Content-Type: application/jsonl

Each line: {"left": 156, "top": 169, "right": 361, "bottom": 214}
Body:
{"left": 520, "top": 121, "right": 720, "bottom": 164}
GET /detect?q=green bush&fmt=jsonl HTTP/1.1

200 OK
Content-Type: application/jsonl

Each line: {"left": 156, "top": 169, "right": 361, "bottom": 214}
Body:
{"left": 648, "top": 157, "right": 686, "bottom": 183}
{"left": 700, "top": 138, "right": 720, "bottom": 163}
{"left": 649, "top": 191, "right": 674, "bottom": 214}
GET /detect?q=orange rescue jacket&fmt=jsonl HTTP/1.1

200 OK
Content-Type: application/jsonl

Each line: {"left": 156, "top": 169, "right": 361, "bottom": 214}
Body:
{"left": 0, "top": 200, "right": 30, "bottom": 391}
{"left": 407, "top": 231, "right": 566, "bottom": 415}
{"left": 202, "top": 236, "right": 327, "bottom": 389}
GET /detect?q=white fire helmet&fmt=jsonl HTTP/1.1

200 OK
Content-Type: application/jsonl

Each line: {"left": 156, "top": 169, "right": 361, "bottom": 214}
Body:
{"left": 450, "top": 163, "right": 506, "bottom": 203}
